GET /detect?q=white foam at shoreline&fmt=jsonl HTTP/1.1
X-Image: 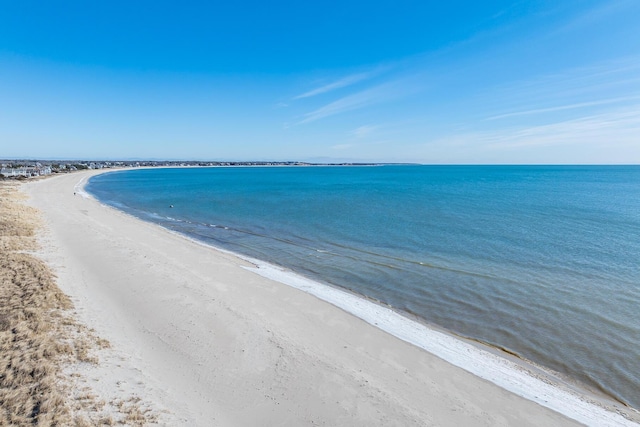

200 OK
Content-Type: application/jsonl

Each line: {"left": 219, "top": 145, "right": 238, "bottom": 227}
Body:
{"left": 73, "top": 174, "right": 92, "bottom": 199}
{"left": 79, "top": 173, "right": 638, "bottom": 426}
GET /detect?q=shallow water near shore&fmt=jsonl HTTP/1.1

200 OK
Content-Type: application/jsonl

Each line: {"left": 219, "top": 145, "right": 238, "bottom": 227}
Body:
{"left": 86, "top": 165, "right": 640, "bottom": 410}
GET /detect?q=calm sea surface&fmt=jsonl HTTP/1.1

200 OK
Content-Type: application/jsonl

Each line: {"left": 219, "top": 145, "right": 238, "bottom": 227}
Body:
{"left": 87, "top": 165, "right": 640, "bottom": 408}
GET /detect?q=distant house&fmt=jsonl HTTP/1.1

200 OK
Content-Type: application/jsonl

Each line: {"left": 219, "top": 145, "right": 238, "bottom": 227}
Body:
{"left": 0, "top": 165, "right": 52, "bottom": 177}
{"left": 0, "top": 167, "right": 30, "bottom": 177}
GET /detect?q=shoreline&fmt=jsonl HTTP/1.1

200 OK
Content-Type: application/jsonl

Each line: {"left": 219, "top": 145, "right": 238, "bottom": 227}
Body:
{"left": 223, "top": 247, "right": 640, "bottom": 425}
{"left": 152, "top": 222, "right": 636, "bottom": 419}
{"left": 25, "top": 169, "right": 639, "bottom": 426}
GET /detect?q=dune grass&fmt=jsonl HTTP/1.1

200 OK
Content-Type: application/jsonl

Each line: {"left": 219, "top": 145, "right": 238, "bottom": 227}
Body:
{"left": 0, "top": 182, "right": 156, "bottom": 426}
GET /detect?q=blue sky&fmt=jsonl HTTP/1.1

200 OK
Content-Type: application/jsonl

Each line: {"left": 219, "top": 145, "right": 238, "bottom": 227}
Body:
{"left": 1, "top": 0, "right": 639, "bottom": 163}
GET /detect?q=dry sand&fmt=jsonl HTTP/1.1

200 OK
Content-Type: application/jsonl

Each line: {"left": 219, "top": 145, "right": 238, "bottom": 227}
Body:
{"left": 21, "top": 170, "right": 638, "bottom": 426}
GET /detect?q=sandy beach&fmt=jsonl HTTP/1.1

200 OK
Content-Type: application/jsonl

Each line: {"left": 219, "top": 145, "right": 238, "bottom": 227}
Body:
{"left": 21, "top": 170, "right": 638, "bottom": 426}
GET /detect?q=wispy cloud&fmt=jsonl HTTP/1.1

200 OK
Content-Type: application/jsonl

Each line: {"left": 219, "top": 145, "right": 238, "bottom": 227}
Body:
{"left": 555, "top": 0, "right": 636, "bottom": 35}
{"left": 296, "top": 75, "right": 422, "bottom": 125}
{"left": 442, "top": 106, "right": 640, "bottom": 152}
{"left": 296, "top": 84, "right": 389, "bottom": 124}
{"left": 420, "top": 105, "right": 640, "bottom": 163}
{"left": 481, "top": 57, "right": 640, "bottom": 109}
{"left": 469, "top": 56, "right": 640, "bottom": 146}
{"left": 487, "top": 107, "right": 640, "bottom": 150}
{"left": 293, "top": 68, "right": 384, "bottom": 100}
{"left": 351, "top": 125, "right": 377, "bottom": 138}
{"left": 486, "top": 95, "right": 640, "bottom": 120}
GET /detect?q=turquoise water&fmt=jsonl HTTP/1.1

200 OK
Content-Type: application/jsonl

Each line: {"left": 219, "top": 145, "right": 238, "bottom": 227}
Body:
{"left": 87, "top": 165, "right": 640, "bottom": 409}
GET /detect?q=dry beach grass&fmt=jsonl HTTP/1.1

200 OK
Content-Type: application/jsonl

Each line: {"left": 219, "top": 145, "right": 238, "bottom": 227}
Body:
{"left": 0, "top": 182, "right": 156, "bottom": 426}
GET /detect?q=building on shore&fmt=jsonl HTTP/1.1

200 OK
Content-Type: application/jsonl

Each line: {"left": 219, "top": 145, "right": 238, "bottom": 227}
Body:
{"left": 0, "top": 165, "right": 52, "bottom": 177}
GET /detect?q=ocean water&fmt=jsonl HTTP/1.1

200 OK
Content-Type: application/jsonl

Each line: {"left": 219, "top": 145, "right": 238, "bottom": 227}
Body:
{"left": 86, "top": 165, "right": 640, "bottom": 409}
